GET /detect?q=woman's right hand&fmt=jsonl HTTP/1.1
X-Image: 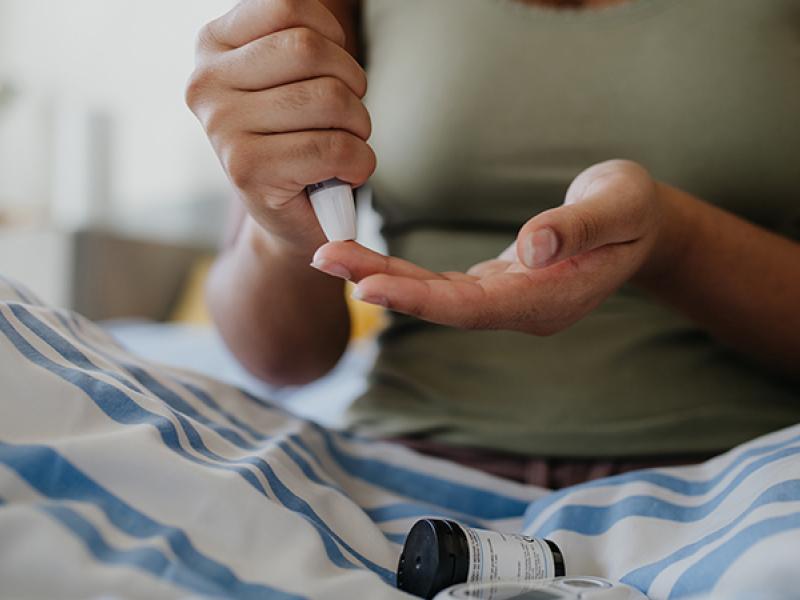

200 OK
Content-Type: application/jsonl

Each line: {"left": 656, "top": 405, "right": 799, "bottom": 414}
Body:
{"left": 186, "top": 0, "right": 375, "bottom": 256}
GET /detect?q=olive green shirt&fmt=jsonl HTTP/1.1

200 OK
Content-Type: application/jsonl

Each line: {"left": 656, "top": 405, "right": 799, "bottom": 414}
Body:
{"left": 345, "top": 0, "right": 800, "bottom": 456}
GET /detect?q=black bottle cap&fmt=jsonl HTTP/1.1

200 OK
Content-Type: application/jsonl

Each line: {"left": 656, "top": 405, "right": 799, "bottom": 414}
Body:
{"left": 396, "top": 519, "right": 469, "bottom": 599}
{"left": 546, "top": 539, "right": 566, "bottom": 578}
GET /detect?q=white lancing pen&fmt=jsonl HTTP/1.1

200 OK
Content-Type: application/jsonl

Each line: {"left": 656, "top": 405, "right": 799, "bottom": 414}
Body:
{"left": 306, "top": 178, "right": 357, "bottom": 242}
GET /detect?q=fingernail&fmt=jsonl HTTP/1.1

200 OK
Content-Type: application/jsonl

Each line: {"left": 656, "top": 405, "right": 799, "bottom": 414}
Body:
{"left": 310, "top": 259, "right": 352, "bottom": 281}
{"left": 522, "top": 228, "right": 559, "bottom": 269}
{"left": 352, "top": 287, "right": 389, "bottom": 307}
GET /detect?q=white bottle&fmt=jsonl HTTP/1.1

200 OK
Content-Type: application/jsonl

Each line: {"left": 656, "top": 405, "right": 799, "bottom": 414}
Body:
{"left": 306, "top": 178, "right": 357, "bottom": 242}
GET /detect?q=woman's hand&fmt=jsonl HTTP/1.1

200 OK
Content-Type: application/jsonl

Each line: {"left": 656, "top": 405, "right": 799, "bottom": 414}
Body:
{"left": 186, "top": 0, "right": 375, "bottom": 256}
{"left": 312, "top": 160, "right": 674, "bottom": 334}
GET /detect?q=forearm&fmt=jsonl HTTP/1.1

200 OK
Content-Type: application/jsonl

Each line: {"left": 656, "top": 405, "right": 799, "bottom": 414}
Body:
{"left": 637, "top": 183, "right": 800, "bottom": 376}
{"left": 207, "top": 217, "right": 350, "bottom": 386}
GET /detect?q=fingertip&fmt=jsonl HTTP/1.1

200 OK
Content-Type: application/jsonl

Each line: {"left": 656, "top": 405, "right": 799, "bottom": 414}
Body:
{"left": 311, "top": 242, "right": 333, "bottom": 265}
{"left": 313, "top": 240, "right": 356, "bottom": 262}
{"left": 351, "top": 285, "right": 389, "bottom": 308}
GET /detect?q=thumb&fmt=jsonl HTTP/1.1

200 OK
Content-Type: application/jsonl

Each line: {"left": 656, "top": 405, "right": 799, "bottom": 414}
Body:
{"left": 517, "top": 161, "right": 655, "bottom": 269}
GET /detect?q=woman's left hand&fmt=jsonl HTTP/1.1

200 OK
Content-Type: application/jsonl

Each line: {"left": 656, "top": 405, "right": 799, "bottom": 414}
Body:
{"left": 311, "top": 160, "right": 674, "bottom": 335}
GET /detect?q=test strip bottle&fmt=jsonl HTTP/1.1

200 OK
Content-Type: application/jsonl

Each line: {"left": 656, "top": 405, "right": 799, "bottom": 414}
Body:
{"left": 396, "top": 519, "right": 565, "bottom": 599}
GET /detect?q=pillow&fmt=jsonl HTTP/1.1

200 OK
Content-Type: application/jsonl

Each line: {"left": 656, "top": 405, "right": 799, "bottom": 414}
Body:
{"left": 168, "top": 258, "right": 387, "bottom": 341}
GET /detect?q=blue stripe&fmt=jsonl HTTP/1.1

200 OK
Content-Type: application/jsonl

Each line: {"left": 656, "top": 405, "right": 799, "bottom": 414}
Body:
{"left": 0, "top": 308, "right": 395, "bottom": 583}
{"left": 524, "top": 431, "right": 800, "bottom": 527}
{"left": 279, "top": 439, "right": 341, "bottom": 491}
{"left": 23, "top": 307, "right": 400, "bottom": 580}
{"left": 6, "top": 305, "right": 272, "bottom": 496}
{"left": 288, "top": 435, "right": 324, "bottom": 464}
{"left": 51, "top": 308, "right": 413, "bottom": 551}
{"left": 5, "top": 297, "right": 528, "bottom": 564}
{"left": 314, "top": 426, "right": 530, "bottom": 520}
{"left": 40, "top": 504, "right": 221, "bottom": 598}
{"left": 0, "top": 441, "right": 303, "bottom": 599}
{"left": 181, "top": 380, "right": 267, "bottom": 442}
{"left": 57, "top": 309, "right": 270, "bottom": 444}
{"left": 283, "top": 436, "right": 490, "bottom": 538}
{"left": 0, "top": 307, "right": 268, "bottom": 490}
{"left": 14, "top": 305, "right": 259, "bottom": 451}
{"left": 238, "top": 387, "right": 285, "bottom": 413}
{"left": 278, "top": 438, "right": 440, "bottom": 546}
{"left": 669, "top": 511, "right": 800, "bottom": 599}
{"left": 238, "top": 391, "right": 535, "bottom": 523}
{"left": 123, "top": 362, "right": 259, "bottom": 449}
{"left": 621, "top": 479, "right": 800, "bottom": 594}
{"left": 531, "top": 444, "right": 800, "bottom": 538}
{"left": 384, "top": 532, "right": 407, "bottom": 545}
{"left": 365, "top": 503, "right": 484, "bottom": 528}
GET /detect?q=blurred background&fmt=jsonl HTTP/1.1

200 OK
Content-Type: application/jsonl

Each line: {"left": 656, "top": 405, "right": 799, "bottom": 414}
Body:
{"left": 0, "top": 0, "right": 236, "bottom": 319}
{"left": 0, "top": 0, "right": 383, "bottom": 420}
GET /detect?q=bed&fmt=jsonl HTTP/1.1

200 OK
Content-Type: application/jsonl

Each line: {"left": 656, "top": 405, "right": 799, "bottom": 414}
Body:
{"left": 1, "top": 274, "right": 798, "bottom": 599}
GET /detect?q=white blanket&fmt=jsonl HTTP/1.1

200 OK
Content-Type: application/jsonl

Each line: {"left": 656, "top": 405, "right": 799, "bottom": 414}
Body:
{"left": 0, "top": 275, "right": 798, "bottom": 600}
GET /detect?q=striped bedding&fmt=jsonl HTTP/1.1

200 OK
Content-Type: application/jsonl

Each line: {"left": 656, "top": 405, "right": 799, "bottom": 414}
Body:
{"left": 0, "top": 275, "right": 797, "bottom": 600}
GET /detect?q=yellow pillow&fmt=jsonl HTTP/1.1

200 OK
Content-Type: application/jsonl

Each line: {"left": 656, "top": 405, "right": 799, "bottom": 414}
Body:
{"left": 169, "top": 257, "right": 214, "bottom": 325}
{"left": 345, "top": 281, "right": 388, "bottom": 341}
{"left": 170, "top": 258, "right": 387, "bottom": 341}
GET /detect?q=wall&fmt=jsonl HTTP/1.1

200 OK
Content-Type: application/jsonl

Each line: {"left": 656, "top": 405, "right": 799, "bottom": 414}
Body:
{"left": 0, "top": 0, "right": 233, "bottom": 242}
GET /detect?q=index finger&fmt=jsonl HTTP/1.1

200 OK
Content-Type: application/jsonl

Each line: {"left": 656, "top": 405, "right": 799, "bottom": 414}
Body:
{"left": 312, "top": 241, "right": 447, "bottom": 282}
{"left": 206, "top": 0, "right": 347, "bottom": 50}
{"left": 353, "top": 275, "right": 496, "bottom": 329}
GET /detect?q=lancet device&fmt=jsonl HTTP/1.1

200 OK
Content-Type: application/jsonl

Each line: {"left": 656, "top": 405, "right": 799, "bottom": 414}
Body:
{"left": 306, "top": 178, "right": 357, "bottom": 242}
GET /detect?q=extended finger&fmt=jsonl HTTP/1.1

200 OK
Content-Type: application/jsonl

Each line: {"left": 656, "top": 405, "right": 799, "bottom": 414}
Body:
{"left": 312, "top": 242, "right": 446, "bottom": 282}
{"left": 204, "top": 0, "right": 347, "bottom": 50}
{"left": 352, "top": 275, "right": 496, "bottom": 328}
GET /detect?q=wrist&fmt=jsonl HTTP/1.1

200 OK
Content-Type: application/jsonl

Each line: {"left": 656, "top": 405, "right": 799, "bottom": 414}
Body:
{"left": 634, "top": 182, "right": 697, "bottom": 288}
{"left": 240, "top": 215, "right": 321, "bottom": 266}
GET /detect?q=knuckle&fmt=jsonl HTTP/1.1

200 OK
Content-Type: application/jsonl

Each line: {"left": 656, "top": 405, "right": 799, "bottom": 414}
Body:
{"left": 325, "top": 131, "right": 356, "bottom": 163}
{"left": 365, "top": 109, "right": 373, "bottom": 138}
{"left": 352, "top": 68, "right": 369, "bottom": 99}
{"left": 202, "top": 102, "right": 235, "bottom": 137}
{"left": 184, "top": 66, "right": 215, "bottom": 111}
{"left": 357, "top": 103, "right": 373, "bottom": 139}
{"left": 196, "top": 23, "right": 220, "bottom": 52}
{"left": 223, "top": 144, "right": 258, "bottom": 191}
{"left": 316, "top": 77, "right": 351, "bottom": 112}
{"left": 363, "top": 144, "right": 378, "bottom": 176}
{"left": 572, "top": 212, "right": 599, "bottom": 252}
{"left": 284, "top": 27, "right": 322, "bottom": 61}
{"left": 267, "top": 0, "right": 299, "bottom": 22}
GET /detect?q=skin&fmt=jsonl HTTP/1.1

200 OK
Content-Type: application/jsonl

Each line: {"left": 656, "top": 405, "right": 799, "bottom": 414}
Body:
{"left": 188, "top": 0, "right": 800, "bottom": 387}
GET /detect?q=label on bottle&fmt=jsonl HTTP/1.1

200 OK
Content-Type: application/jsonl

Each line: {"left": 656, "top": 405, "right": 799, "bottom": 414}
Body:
{"left": 461, "top": 525, "right": 557, "bottom": 584}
